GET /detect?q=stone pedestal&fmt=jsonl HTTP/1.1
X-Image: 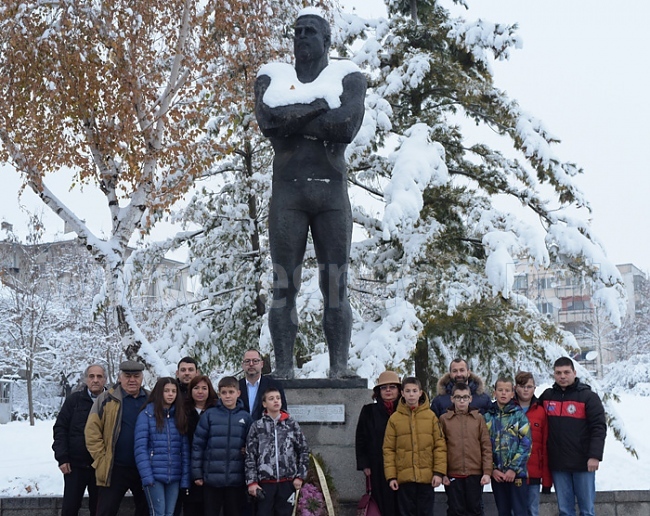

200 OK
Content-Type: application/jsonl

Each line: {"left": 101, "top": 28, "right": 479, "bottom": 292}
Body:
{"left": 283, "top": 378, "right": 371, "bottom": 503}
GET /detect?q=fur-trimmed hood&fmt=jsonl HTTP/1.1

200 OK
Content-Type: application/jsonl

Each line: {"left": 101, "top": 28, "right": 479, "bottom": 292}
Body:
{"left": 436, "top": 372, "right": 487, "bottom": 396}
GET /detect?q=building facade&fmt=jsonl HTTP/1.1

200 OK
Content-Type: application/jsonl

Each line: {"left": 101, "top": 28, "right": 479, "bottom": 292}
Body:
{"left": 513, "top": 262, "right": 647, "bottom": 376}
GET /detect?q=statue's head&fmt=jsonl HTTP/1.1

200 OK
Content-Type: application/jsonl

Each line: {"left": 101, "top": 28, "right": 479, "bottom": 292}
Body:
{"left": 294, "top": 8, "right": 331, "bottom": 64}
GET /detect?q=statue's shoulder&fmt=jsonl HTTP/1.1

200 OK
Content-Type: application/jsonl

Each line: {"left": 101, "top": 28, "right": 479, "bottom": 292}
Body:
{"left": 257, "top": 62, "right": 295, "bottom": 80}
{"left": 320, "top": 60, "right": 362, "bottom": 82}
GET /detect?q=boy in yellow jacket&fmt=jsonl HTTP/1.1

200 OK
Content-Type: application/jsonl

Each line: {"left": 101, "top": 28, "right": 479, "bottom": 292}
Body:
{"left": 383, "top": 377, "right": 447, "bottom": 516}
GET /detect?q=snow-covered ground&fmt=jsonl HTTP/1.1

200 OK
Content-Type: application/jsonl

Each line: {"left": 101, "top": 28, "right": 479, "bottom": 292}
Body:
{"left": 1, "top": 394, "right": 648, "bottom": 496}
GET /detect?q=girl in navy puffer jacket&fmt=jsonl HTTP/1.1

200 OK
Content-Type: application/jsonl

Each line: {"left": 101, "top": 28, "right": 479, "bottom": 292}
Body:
{"left": 135, "top": 377, "right": 190, "bottom": 516}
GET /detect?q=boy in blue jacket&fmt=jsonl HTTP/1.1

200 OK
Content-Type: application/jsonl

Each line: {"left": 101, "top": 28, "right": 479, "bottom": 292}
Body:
{"left": 484, "top": 377, "right": 532, "bottom": 516}
{"left": 191, "top": 376, "right": 252, "bottom": 516}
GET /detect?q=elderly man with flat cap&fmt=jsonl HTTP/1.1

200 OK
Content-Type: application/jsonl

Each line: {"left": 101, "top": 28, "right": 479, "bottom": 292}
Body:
{"left": 85, "top": 360, "right": 149, "bottom": 516}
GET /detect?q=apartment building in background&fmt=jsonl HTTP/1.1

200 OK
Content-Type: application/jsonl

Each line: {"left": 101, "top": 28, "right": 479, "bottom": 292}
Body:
{"left": 512, "top": 261, "right": 647, "bottom": 376}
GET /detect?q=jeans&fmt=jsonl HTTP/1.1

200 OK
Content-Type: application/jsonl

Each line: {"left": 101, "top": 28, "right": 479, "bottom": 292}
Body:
{"left": 526, "top": 483, "right": 540, "bottom": 516}
{"left": 552, "top": 471, "right": 596, "bottom": 516}
{"left": 144, "top": 481, "right": 180, "bottom": 516}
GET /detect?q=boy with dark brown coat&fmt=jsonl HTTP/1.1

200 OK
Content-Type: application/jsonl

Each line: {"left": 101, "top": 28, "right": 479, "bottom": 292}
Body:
{"left": 439, "top": 382, "right": 492, "bottom": 516}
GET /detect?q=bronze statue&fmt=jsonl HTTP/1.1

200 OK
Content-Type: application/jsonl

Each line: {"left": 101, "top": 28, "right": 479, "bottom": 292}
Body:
{"left": 255, "top": 10, "right": 367, "bottom": 378}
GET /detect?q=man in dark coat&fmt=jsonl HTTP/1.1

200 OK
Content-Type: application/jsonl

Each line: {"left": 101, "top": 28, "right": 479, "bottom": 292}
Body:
{"left": 539, "top": 357, "right": 606, "bottom": 516}
{"left": 53, "top": 364, "right": 107, "bottom": 516}
{"left": 238, "top": 348, "right": 287, "bottom": 420}
{"left": 431, "top": 358, "right": 492, "bottom": 417}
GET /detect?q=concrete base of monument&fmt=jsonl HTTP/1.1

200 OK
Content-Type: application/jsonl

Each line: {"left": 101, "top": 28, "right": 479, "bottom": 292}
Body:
{"left": 283, "top": 377, "right": 371, "bottom": 504}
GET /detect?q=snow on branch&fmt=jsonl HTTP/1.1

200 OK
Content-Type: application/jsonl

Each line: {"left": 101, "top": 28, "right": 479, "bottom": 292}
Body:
{"left": 446, "top": 18, "right": 522, "bottom": 71}
{"left": 382, "top": 123, "right": 448, "bottom": 240}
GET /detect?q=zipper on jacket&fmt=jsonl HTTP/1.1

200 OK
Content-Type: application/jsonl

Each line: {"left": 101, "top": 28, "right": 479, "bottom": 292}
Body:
{"left": 226, "top": 409, "right": 232, "bottom": 484}
{"left": 274, "top": 419, "right": 280, "bottom": 480}
{"left": 167, "top": 409, "right": 172, "bottom": 482}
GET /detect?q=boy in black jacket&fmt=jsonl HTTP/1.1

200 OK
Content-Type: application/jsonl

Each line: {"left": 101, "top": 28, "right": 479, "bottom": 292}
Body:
{"left": 192, "top": 376, "right": 252, "bottom": 516}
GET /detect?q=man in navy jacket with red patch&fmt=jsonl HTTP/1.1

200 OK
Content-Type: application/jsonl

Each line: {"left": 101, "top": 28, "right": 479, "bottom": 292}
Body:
{"left": 539, "top": 357, "right": 606, "bottom": 516}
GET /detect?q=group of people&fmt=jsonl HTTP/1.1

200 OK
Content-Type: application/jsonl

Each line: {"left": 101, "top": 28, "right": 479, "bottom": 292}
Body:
{"left": 52, "top": 350, "right": 307, "bottom": 516}
{"left": 53, "top": 352, "right": 605, "bottom": 516}
{"left": 355, "top": 357, "right": 606, "bottom": 516}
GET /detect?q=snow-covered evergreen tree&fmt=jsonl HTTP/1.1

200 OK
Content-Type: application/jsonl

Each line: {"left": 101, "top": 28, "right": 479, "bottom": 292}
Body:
{"left": 153, "top": 0, "right": 627, "bottom": 383}
{"left": 325, "top": 0, "right": 627, "bottom": 387}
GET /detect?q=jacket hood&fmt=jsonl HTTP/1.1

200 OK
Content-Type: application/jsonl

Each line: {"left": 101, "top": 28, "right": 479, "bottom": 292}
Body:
{"left": 437, "top": 372, "right": 486, "bottom": 396}
{"left": 489, "top": 399, "right": 520, "bottom": 415}
{"left": 444, "top": 406, "right": 482, "bottom": 419}
{"left": 397, "top": 393, "right": 431, "bottom": 415}
{"left": 261, "top": 409, "right": 290, "bottom": 421}
{"left": 216, "top": 397, "right": 246, "bottom": 411}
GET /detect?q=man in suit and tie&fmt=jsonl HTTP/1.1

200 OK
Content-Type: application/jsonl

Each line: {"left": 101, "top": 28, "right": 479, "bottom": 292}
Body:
{"left": 238, "top": 348, "right": 287, "bottom": 420}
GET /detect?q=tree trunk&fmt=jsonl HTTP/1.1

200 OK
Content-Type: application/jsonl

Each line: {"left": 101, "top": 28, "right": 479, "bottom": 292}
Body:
{"left": 244, "top": 138, "right": 266, "bottom": 320}
{"left": 26, "top": 357, "right": 34, "bottom": 427}
{"left": 410, "top": 0, "right": 418, "bottom": 23}
{"left": 415, "top": 335, "right": 432, "bottom": 396}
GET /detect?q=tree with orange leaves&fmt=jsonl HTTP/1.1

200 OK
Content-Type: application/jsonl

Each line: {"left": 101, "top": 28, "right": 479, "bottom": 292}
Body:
{"left": 0, "top": 0, "right": 305, "bottom": 371}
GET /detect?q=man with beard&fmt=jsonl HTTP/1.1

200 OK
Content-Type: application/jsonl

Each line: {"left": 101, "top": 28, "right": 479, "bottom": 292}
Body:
{"left": 431, "top": 358, "right": 492, "bottom": 417}
{"left": 238, "top": 348, "right": 287, "bottom": 420}
{"left": 175, "top": 356, "right": 199, "bottom": 400}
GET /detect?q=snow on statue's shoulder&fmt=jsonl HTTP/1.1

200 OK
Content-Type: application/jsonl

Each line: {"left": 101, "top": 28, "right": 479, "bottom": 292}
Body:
{"left": 258, "top": 60, "right": 361, "bottom": 109}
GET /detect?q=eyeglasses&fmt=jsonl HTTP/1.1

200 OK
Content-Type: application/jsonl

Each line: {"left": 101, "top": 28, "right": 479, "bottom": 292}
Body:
{"left": 380, "top": 385, "right": 398, "bottom": 391}
{"left": 243, "top": 359, "right": 262, "bottom": 365}
{"left": 452, "top": 395, "right": 471, "bottom": 401}
{"left": 517, "top": 385, "right": 535, "bottom": 390}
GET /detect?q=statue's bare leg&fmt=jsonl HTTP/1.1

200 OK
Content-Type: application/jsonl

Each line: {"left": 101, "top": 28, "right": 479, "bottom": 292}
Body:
{"left": 312, "top": 196, "right": 354, "bottom": 378}
{"left": 268, "top": 197, "right": 309, "bottom": 379}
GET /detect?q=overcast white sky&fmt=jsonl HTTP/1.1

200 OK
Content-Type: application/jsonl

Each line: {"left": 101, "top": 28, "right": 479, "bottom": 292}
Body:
{"left": 2, "top": 0, "right": 649, "bottom": 272}
{"left": 340, "top": 0, "right": 650, "bottom": 273}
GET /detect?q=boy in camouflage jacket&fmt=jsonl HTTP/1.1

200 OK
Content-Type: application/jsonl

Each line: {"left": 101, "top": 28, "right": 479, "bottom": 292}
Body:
{"left": 245, "top": 387, "right": 309, "bottom": 516}
{"left": 485, "top": 377, "right": 532, "bottom": 516}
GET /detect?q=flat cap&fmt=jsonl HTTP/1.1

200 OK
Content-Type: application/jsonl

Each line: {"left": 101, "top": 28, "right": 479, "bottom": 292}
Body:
{"left": 119, "top": 360, "right": 145, "bottom": 373}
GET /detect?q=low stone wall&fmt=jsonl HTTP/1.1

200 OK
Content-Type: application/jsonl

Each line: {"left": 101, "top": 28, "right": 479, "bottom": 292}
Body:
{"left": 2, "top": 491, "right": 650, "bottom": 516}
